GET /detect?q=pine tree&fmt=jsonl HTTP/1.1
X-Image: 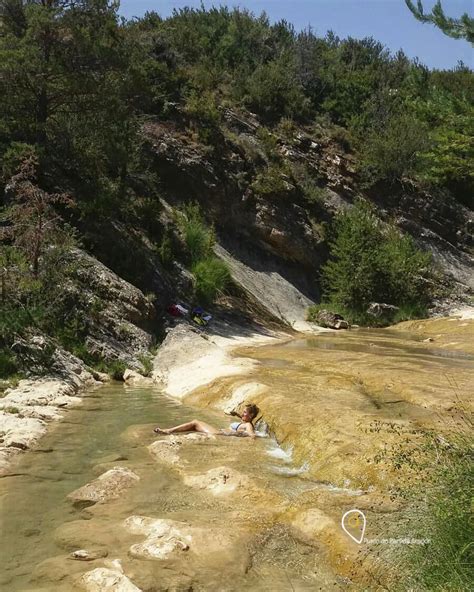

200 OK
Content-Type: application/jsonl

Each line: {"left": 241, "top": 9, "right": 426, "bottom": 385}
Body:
{"left": 405, "top": 1, "right": 474, "bottom": 44}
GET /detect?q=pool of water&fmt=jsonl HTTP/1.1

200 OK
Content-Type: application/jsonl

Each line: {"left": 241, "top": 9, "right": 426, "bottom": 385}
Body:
{"left": 2, "top": 323, "right": 472, "bottom": 591}
{"left": 0, "top": 384, "right": 343, "bottom": 592}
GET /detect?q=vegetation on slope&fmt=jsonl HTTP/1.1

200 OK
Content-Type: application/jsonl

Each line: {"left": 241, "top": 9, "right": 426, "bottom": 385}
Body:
{"left": 0, "top": 1, "right": 472, "bottom": 371}
{"left": 309, "top": 200, "right": 434, "bottom": 325}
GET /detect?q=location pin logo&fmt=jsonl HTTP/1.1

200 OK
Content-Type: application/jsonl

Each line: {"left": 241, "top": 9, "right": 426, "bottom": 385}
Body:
{"left": 341, "top": 509, "right": 366, "bottom": 544}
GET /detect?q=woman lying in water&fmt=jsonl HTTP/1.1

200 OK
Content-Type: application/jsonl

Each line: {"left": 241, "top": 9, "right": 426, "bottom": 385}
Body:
{"left": 153, "top": 404, "right": 260, "bottom": 439}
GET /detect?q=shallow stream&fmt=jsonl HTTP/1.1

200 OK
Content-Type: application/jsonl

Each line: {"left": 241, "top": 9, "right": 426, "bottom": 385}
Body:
{"left": 1, "top": 325, "right": 473, "bottom": 591}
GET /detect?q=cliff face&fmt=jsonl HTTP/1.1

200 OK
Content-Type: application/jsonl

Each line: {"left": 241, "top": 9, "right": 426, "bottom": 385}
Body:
{"left": 141, "top": 108, "right": 473, "bottom": 311}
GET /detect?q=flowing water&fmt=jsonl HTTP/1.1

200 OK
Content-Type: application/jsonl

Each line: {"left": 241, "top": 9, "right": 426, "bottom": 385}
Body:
{"left": 1, "top": 324, "right": 473, "bottom": 591}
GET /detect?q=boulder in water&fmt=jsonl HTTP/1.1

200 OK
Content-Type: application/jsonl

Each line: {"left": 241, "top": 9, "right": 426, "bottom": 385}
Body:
{"left": 67, "top": 467, "right": 139, "bottom": 507}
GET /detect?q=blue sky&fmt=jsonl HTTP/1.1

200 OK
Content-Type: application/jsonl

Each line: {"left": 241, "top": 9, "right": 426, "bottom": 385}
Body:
{"left": 118, "top": 0, "right": 473, "bottom": 70}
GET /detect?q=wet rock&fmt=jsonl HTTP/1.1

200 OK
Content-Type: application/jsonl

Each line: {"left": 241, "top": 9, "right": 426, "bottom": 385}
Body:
{"left": 147, "top": 439, "right": 182, "bottom": 466}
{"left": 80, "top": 567, "right": 142, "bottom": 592}
{"left": 54, "top": 519, "right": 113, "bottom": 550}
{"left": 70, "top": 548, "right": 108, "bottom": 561}
{"left": 91, "top": 370, "right": 111, "bottom": 382}
{"left": 178, "top": 432, "right": 215, "bottom": 442}
{"left": 93, "top": 453, "right": 128, "bottom": 465}
{"left": 0, "top": 447, "right": 22, "bottom": 473}
{"left": 219, "top": 381, "right": 268, "bottom": 414}
{"left": 123, "top": 369, "right": 154, "bottom": 386}
{"left": 183, "top": 466, "right": 250, "bottom": 496}
{"left": 292, "top": 508, "right": 338, "bottom": 542}
{"left": 67, "top": 467, "right": 140, "bottom": 507}
{"left": 148, "top": 434, "right": 214, "bottom": 467}
{"left": 124, "top": 515, "right": 245, "bottom": 565}
{"left": 126, "top": 517, "right": 191, "bottom": 560}
{"left": 31, "top": 555, "right": 92, "bottom": 586}
{"left": 0, "top": 374, "right": 87, "bottom": 476}
{"left": 312, "top": 309, "right": 349, "bottom": 330}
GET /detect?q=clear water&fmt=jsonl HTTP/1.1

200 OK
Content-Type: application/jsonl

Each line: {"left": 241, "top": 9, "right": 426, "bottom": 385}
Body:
{"left": 0, "top": 385, "right": 186, "bottom": 590}
{"left": 2, "top": 326, "right": 472, "bottom": 591}
{"left": 0, "top": 384, "right": 343, "bottom": 592}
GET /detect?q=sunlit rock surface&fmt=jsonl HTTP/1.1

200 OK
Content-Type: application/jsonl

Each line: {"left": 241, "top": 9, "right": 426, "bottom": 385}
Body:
{"left": 80, "top": 567, "right": 142, "bottom": 592}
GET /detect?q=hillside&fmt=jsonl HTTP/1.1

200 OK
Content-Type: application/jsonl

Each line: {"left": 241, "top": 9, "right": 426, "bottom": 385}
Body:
{"left": 0, "top": 2, "right": 473, "bottom": 377}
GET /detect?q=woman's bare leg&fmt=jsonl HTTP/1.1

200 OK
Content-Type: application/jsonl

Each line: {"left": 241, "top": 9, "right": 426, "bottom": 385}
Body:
{"left": 154, "top": 419, "right": 220, "bottom": 435}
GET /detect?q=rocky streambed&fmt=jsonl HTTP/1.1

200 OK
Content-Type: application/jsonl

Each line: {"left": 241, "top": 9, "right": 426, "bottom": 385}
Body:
{"left": 0, "top": 312, "right": 473, "bottom": 591}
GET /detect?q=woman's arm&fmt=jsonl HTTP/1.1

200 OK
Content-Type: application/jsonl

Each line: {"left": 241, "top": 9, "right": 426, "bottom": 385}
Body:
{"left": 245, "top": 423, "right": 256, "bottom": 439}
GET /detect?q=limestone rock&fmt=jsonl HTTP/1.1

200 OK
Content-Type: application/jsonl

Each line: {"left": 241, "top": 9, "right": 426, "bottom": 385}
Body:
{"left": 60, "top": 248, "right": 155, "bottom": 370}
{"left": 147, "top": 439, "right": 182, "bottom": 466}
{"left": 148, "top": 434, "right": 214, "bottom": 467}
{"left": 125, "top": 516, "right": 191, "bottom": 560}
{"left": 67, "top": 467, "right": 140, "bottom": 507}
{"left": 219, "top": 381, "right": 268, "bottom": 414}
{"left": 367, "top": 302, "right": 399, "bottom": 318}
{"left": 123, "top": 369, "right": 154, "bottom": 386}
{"left": 0, "top": 403, "right": 64, "bottom": 422}
{"left": 183, "top": 466, "right": 250, "bottom": 496}
{"left": 31, "top": 554, "right": 92, "bottom": 586}
{"left": 11, "top": 335, "right": 97, "bottom": 388}
{"left": 213, "top": 243, "right": 315, "bottom": 327}
{"left": 124, "top": 515, "right": 242, "bottom": 563}
{"left": 312, "top": 309, "right": 349, "bottom": 330}
{"left": 70, "top": 548, "right": 108, "bottom": 561}
{"left": 54, "top": 519, "right": 113, "bottom": 551}
{"left": 80, "top": 567, "right": 142, "bottom": 592}
{"left": 0, "top": 412, "right": 47, "bottom": 449}
{"left": 0, "top": 365, "right": 98, "bottom": 475}
{"left": 152, "top": 323, "right": 259, "bottom": 398}
{"left": 292, "top": 508, "right": 337, "bottom": 542}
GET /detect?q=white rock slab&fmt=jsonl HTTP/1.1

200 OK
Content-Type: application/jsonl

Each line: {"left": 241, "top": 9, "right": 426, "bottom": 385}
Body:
{"left": 80, "top": 567, "right": 142, "bottom": 592}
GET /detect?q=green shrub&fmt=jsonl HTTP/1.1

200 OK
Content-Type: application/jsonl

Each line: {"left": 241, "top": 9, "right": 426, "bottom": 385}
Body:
{"left": 291, "top": 163, "right": 328, "bottom": 205}
{"left": 178, "top": 203, "right": 214, "bottom": 265}
{"left": 251, "top": 164, "right": 294, "bottom": 197}
{"left": 0, "top": 350, "right": 19, "bottom": 379}
{"left": 192, "top": 257, "right": 231, "bottom": 303}
{"left": 1, "top": 142, "right": 38, "bottom": 182}
{"left": 184, "top": 90, "right": 221, "bottom": 144}
{"left": 138, "top": 354, "right": 153, "bottom": 377}
{"left": 321, "top": 200, "right": 433, "bottom": 323}
{"left": 358, "top": 112, "right": 431, "bottom": 185}
{"left": 276, "top": 117, "right": 297, "bottom": 140}
{"left": 109, "top": 360, "right": 126, "bottom": 381}
{"left": 256, "top": 127, "right": 280, "bottom": 161}
{"left": 372, "top": 412, "right": 473, "bottom": 591}
{"left": 244, "top": 52, "right": 310, "bottom": 121}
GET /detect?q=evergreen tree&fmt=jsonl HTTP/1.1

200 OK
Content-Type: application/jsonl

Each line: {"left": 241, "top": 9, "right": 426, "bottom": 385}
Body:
{"left": 405, "top": 1, "right": 474, "bottom": 44}
{"left": 0, "top": 1, "right": 139, "bottom": 209}
{"left": 322, "top": 200, "right": 432, "bottom": 318}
